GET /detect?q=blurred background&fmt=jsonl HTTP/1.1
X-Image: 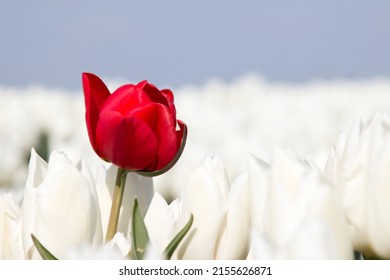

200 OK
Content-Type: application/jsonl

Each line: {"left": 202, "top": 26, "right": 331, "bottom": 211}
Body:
{"left": 1, "top": 1, "right": 390, "bottom": 198}
{"left": 0, "top": 0, "right": 389, "bottom": 89}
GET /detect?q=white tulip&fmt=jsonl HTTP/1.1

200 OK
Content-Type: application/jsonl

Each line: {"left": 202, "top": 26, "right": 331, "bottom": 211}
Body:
{"left": 144, "top": 192, "right": 181, "bottom": 257}
{"left": 22, "top": 149, "right": 102, "bottom": 259}
{"left": 325, "top": 113, "right": 390, "bottom": 258}
{"left": 175, "top": 155, "right": 228, "bottom": 259}
{"left": 0, "top": 193, "right": 24, "bottom": 259}
{"left": 145, "top": 155, "right": 250, "bottom": 259}
{"left": 215, "top": 172, "right": 250, "bottom": 259}
{"left": 250, "top": 149, "right": 352, "bottom": 259}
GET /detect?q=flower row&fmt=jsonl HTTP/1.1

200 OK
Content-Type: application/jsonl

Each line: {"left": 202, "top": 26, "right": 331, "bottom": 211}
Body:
{"left": 1, "top": 112, "right": 389, "bottom": 259}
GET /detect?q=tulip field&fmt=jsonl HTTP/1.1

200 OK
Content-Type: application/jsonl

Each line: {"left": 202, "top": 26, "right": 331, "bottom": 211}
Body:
{"left": 1, "top": 74, "right": 390, "bottom": 259}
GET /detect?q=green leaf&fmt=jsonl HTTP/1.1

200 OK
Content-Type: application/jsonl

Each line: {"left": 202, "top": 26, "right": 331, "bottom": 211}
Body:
{"left": 31, "top": 234, "right": 58, "bottom": 260}
{"left": 164, "top": 214, "right": 194, "bottom": 259}
{"left": 131, "top": 198, "right": 149, "bottom": 260}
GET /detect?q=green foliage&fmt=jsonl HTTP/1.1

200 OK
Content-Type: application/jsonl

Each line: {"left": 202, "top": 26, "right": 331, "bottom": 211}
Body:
{"left": 164, "top": 214, "right": 194, "bottom": 259}
{"left": 131, "top": 198, "right": 150, "bottom": 260}
{"left": 31, "top": 234, "right": 58, "bottom": 260}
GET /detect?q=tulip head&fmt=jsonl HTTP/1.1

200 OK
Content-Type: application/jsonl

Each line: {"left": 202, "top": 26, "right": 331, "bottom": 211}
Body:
{"left": 22, "top": 149, "right": 102, "bottom": 259}
{"left": 325, "top": 113, "right": 390, "bottom": 258}
{"left": 82, "top": 73, "right": 186, "bottom": 173}
{"left": 249, "top": 149, "right": 352, "bottom": 259}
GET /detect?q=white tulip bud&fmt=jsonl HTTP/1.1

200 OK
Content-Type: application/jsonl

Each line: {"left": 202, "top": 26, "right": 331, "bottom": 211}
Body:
{"left": 22, "top": 149, "right": 102, "bottom": 259}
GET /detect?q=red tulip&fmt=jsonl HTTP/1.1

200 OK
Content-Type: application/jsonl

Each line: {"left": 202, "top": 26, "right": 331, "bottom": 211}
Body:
{"left": 82, "top": 72, "right": 186, "bottom": 173}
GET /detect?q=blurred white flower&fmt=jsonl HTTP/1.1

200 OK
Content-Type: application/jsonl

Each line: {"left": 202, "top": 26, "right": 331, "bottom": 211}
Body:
{"left": 22, "top": 149, "right": 103, "bottom": 259}
{"left": 0, "top": 88, "right": 91, "bottom": 191}
{"left": 249, "top": 149, "right": 352, "bottom": 259}
{"left": 0, "top": 193, "right": 24, "bottom": 259}
{"left": 3, "top": 77, "right": 390, "bottom": 200}
{"left": 145, "top": 155, "right": 250, "bottom": 259}
{"left": 325, "top": 112, "right": 390, "bottom": 258}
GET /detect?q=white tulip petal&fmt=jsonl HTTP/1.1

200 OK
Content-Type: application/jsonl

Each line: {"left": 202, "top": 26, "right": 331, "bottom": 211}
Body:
{"left": 65, "top": 232, "right": 129, "bottom": 260}
{"left": 268, "top": 149, "right": 306, "bottom": 247}
{"left": 143, "top": 242, "right": 166, "bottom": 260}
{"left": 366, "top": 114, "right": 390, "bottom": 258}
{"left": 248, "top": 155, "right": 270, "bottom": 233}
{"left": 287, "top": 220, "right": 339, "bottom": 259}
{"left": 177, "top": 156, "right": 227, "bottom": 259}
{"left": 145, "top": 193, "right": 180, "bottom": 253}
{"left": 329, "top": 113, "right": 390, "bottom": 257}
{"left": 22, "top": 150, "right": 102, "bottom": 259}
{"left": 216, "top": 172, "right": 250, "bottom": 259}
{"left": 203, "top": 155, "right": 230, "bottom": 200}
{"left": 95, "top": 164, "right": 117, "bottom": 238}
{"left": 247, "top": 230, "right": 276, "bottom": 260}
{"left": 104, "top": 232, "right": 131, "bottom": 258}
{"left": 258, "top": 148, "right": 352, "bottom": 258}
{"left": 0, "top": 193, "right": 24, "bottom": 259}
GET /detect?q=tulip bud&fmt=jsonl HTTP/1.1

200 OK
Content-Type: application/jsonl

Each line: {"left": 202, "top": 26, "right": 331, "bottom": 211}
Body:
{"left": 250, "top": 149, "right": 352, "bottom": 259}
{"left": 22, "top": 149, "right": 103, "bottom": 259}
{"left": 145, "top": 155, "right": 251, "bottom": 259}
{"left": 82, "top": 73, "right": 186, "bottom": 173}
{"left": 215, "top": 172, "right": 250, "bottom": 259}
{"left": 144, "top": 192, "right": 181, "bottom": 255}
{"left": 325, "top": 113, "right": 390, "bottom": 258}
{"left": 177, "top": 155, "right": 229, "bottom": 259}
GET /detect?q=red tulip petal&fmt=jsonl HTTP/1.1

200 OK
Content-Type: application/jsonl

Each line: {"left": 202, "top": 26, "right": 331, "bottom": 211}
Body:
{"left": 82, "top": 73, "right": 111, "bottom": 151}
{"left": 95, "top": 110, "right": 158, "bottom": 170}
{"left": 161, "top": 89, "right": 176, "bottom": 115}
{"left": 106, "top": 83, "right": 152, "bottom": 114}
{"left": 139, "top": 81, "right": 171, "bottom": 109}
{"left": 132, "top": 103, "right": 178, "bottom": 170}
{"left": 161, "top": 89, "right": 174, "bottom": 103}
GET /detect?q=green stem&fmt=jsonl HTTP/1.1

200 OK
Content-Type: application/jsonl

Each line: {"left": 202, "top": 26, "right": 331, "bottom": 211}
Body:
{"left": 105, "top": 167, "right": 128, "bottom": 242}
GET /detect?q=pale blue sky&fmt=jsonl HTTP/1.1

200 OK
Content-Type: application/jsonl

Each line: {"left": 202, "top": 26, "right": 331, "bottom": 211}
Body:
{"left": 0, "top": 0, "right": 389, "bottom": 89}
